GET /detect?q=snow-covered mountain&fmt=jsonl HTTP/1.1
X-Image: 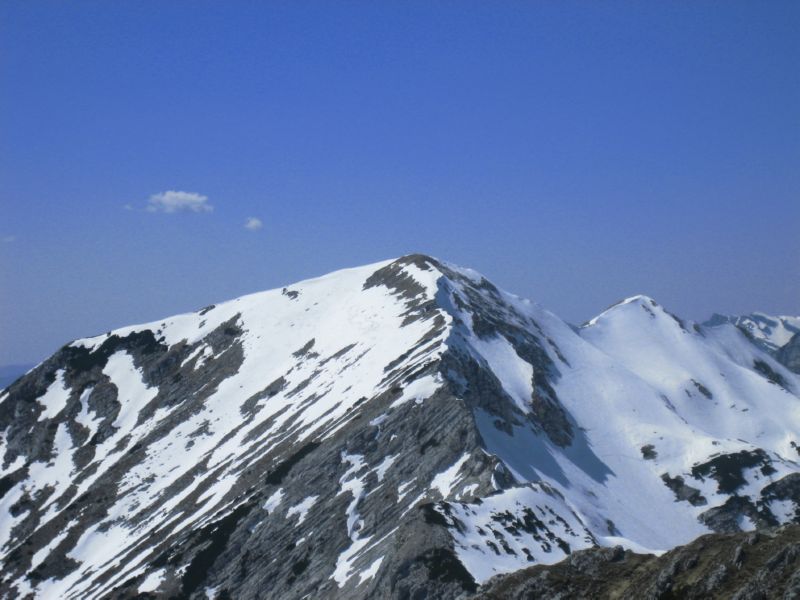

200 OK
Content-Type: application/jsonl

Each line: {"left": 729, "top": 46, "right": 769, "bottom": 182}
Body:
{"left": 1, "top": 254, "right": 798, "bottom": 599}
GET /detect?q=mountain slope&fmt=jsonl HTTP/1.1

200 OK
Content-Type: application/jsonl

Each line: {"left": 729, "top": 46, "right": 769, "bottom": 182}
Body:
{"left": 0, "top": 255, "right": 798, "bottom": 599}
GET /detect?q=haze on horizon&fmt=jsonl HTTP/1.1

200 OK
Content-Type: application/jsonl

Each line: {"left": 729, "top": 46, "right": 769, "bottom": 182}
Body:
{"left": 1, "top": 2, "right": 799, "bottom": 365}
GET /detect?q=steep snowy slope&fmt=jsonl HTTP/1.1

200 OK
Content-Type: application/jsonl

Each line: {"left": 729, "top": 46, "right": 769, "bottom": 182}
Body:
{"left": 1, "top": 255, "right": 798, "bottom": 599}
{"left": 577, "top": 297, "right": 800, "bottom": 533}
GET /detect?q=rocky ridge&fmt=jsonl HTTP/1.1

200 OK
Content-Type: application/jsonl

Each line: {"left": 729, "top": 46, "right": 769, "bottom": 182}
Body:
{"left": 475, "top": 524, "right": 800, "bottom": 600}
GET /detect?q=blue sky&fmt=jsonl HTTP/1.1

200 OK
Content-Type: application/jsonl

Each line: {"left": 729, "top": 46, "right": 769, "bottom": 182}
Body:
{"left": 1, "top": 2, "right": 798, "bottom": 365}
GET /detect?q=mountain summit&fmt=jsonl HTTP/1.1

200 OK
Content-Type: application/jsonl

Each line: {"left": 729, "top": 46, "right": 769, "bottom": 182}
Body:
{"left": 1, "top": 254, "right": 799, "bottom": 599}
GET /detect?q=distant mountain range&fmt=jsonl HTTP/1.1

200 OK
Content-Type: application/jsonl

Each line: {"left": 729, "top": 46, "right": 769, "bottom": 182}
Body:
{"left": 0, "top": 254, "right": 797, "bottom": 599}
{"left": 704, "top": 312, "right": 800, "bottom": 353}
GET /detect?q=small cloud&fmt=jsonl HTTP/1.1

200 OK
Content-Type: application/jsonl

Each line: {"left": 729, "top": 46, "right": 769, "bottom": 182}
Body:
{"left": 244, "top": 217, "right": 263, "bottom": 231}
{"left": 146, "top": 190, "right": 213, "bottom": 213}
{"left": 2, "top": 235, "right": 15, "bottom": 243}
{"left": 123, "top": 203, "right": 135, "bottom": 211}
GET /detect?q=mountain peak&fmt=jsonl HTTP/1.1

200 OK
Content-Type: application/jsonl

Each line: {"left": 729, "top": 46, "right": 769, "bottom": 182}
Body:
{"left": 581, "top": 294, "right": 673, "bottom": 329}
{"left": 623, "top": 294, "right": 658, "bottom": 305}
{"left": 1, "top": 257, "right": 799, "bottom": 599}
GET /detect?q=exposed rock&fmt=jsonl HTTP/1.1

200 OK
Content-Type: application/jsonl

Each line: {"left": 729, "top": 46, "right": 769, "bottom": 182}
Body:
{"left": 661, "top": 473, "right": 707, "bottom": 507}
{"left": 474, "top": 525, "right": 800, "bottom": 600}
{"left": 690, "top": 449, "right": 776, "bottom": 495}
{"left": 641, "top": 445, "right": 657, "bottom": 460}
{"left": 777, "top": 333, "right": 800, "bottom": 374}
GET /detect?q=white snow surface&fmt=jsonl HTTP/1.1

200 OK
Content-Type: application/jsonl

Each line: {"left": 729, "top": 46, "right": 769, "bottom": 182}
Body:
{"left": 36, "top": 369, "right": 70, "bottom": 421}
{"left": 287, "top": 495, "right": 319, "bottom": 525}
{"left": 263, "top": 488, "right": 285, "bottom": 513}
{"left": 431, "top": 453, "right": 470, "bottom": 499}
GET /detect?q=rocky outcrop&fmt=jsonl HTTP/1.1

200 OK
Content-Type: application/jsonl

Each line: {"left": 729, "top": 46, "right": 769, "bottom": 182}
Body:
{"left": 777, "top": 333, "right": 800, "bottom": 374}
{"left": 474, "top": 525, "right": 800, "bottom": 600}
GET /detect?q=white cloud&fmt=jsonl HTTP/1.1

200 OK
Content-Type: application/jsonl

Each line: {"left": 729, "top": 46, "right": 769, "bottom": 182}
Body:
{"left": 146, "top": 190, "right": 213, "bottom": 213}
{"left": 2, "top": 235, "right": 16, "bottom": 243}
{"left": 244, "top": 217, "right": 263, "bottom": 231}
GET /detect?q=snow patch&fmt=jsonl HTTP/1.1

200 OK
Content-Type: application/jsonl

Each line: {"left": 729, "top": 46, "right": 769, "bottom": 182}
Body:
{"left": 36, "top": 369, "right": 70, "bottom": 421}
{"left": 358, "top": 556, "right": 384, "bottom": 585}
{"left": 389, "top": 374, "right": 442, "bottom": 408}
{"left": 471, "top": 335, "right": 533, "bottom": 413}
{"left": 138, "top": 569, "right": 165, "bottom": 593}
{"left": 287, "top": 495, "right": 319, "bottom": 525}
{"left": 374, "top": 454, "right": 398, "bottom": 483}
{"left": 263, "top": 488, "right": 285, "bottom": 513}
{"left": 431, "top": 453, "right": 470, "bottom": 499}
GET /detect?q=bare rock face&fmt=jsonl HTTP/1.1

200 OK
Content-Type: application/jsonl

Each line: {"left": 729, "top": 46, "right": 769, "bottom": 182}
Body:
{"left": 0, "top": 255, "right": 799, "bottom": 599}
{"left": 474, "top": 525, "right": 800, "bottom": 600}
{"left": 777, "top": 333, "right": 800, "bottom": 374}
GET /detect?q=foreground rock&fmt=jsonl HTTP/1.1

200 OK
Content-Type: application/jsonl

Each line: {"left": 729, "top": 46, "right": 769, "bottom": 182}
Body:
{"left": 475, "top": 524, "right": 800, "bottom": 600}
